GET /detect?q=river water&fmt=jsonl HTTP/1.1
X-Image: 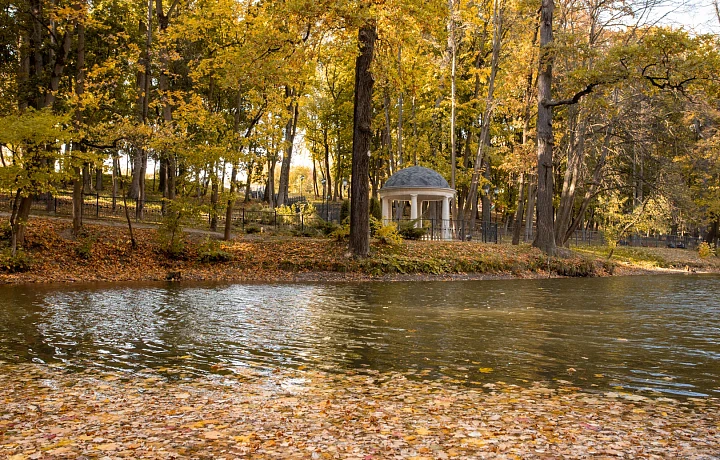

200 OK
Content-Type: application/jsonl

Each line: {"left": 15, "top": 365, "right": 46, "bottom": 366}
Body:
{"left": 1, "top": 274, "right": 718, "bottom": 397}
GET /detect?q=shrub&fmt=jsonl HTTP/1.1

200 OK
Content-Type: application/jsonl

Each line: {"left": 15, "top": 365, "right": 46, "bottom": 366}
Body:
{"left": 198, "top": 238, "right": 232, "bottom": 263}
{"left": 0, "top": 223, "right": 11, "bottom": 242}
{"left": 292, "top": 227, "right": 321, "bottom": 238}
{"left": 74, "top": 236, "right": 95, "bottom": 260}
{"left": 0, "top": 249, "right": 33, "bottom": 273}
{"left": 370, "top": 217, "right": 402, "bottom": 246}
{"left": 314, "top": 219, "right": 339, "bottom": 236}
{"left": 331, "top": 224, "right": 350, "bottom": 241}
{"left": 376, "top": 223, "right": 403, "bottom": 246}
{"left": 340, "top": 199, "right": 350, "bottom": 223}
{"left": 245, "top": 224, "right": 262, "bottom": 234}
{"left": 698, "top": 241, "right": 716, "bottom": 258}
{"left": 398, "top": 220, "right": 426, "bottom": 240}
{"left": 157, "top": 199, "right": 197, "bottom": 259}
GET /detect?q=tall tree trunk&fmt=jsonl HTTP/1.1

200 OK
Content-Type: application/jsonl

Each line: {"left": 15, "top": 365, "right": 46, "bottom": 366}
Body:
{"left": 19, "top": 30, "right": 30, "bottom": 111}
{"left": 72, "top": 165, "right": 83, "bottom": 234}
{"left": 312, "top": 158, "right": 319, "bottom": 198}
{"left": 82, "top": 163, "right": 92, "bottom": 193}
{"left": 349, "top": 23, "right": 377, "bottom": 257}
{"left": 533, "top": 0, "right": 557, "bottom": 255}
{"left": 276, "top": 87, "right": 299, "bottom": 206}
{"left": 120, "top": 174, "right": 137, "bottom": 249}
{"left": 463, "top": 0, "right": 502, "bottom": 235}
{"left": 224, "top": 163, "right": 237, "bottom": 241}
{"left": 166, "top": 155, "right": 176, "bottom": 200}
{"left": 72, "top": 7, "right": 86, "bottom": 235}
{"left": 158, "top": 159, "right": 166, "bottom": 193}
{"left": 555, "top": 107, "right": 585, "bottom": 246}
{"left": 397, "top": 47, "right": 404, "bottom": 167}
{"left": 481, "top": 162, "right": 492, "bottom": 226}
{"left": 411, "top": 96, "right": 418, "bottom": 166}
{"left": 525, "top": 178, "right": 536, "bottom": 242}
{"left": 224, "top": 93, "right": 265, "bottom": 240}
{"left": 266, "top": 152, "right": 278, "bottom": 208}
{"left": 448, "top": 0, "right": 458, "bottom": 221}
{"left": 559, "top": 123, "right": 612, "bottom": 245}
{"left": 112, "top": 155, "right": 119, "bottom": 211}
{"left": 131, "top": 3, "right": 151, "bottom": 206}
{"left": 136, "top": 150, "right": 146, "bottom": 220}
{"left": 383, "top": 89, "right": 395, "bottom": 174}
{"left": 11, "top": 193, "right": 33, "bottom": 253}
{"left": 209, "top": 163, "right": 219, "bottom": 231}
{"left": 156, "top": 0, "right": 177, "bottom": 202}
{"left": 323, "top": 129, "right": 332, "bottom": 202}
{"left": 512, "top": 173, "right": 526, "bottom": 245}
{"left": 130, "top": 148, "right": 142, "bottom": 199}
{"left": 44, "top": 29, "right": 72, "bottom": 108}
{"left": 244, "top": 158, "right": 254, "bottom": 203}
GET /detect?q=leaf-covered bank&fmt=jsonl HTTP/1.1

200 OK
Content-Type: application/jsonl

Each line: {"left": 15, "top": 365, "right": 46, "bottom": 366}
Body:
{"left": 0, "top": 219, "right": 599, "bottom": 284}
{"left": 1, "top": 218, "right": 717, "bottom": 285}
{"left": 1, "top": 363, "right": 718, "bottom": 459}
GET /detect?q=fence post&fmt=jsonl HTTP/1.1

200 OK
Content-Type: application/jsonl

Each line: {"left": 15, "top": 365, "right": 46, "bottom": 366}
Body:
{"left": 54, "top": 197, "right": 57, "bottom": 213}
{"left": 96, "top": 192, "right": 99, "bottom": 217}
{"left": 242, "top": 208, "right": 245, "bottom": 230}
{"left": 301, "top": 214, "right": 304, "bottom": 232}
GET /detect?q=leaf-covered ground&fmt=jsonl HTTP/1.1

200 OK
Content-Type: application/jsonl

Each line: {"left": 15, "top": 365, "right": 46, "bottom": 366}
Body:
{"left": 4, "top": 218, "right": 709, "bottom": 285}
{"left": 1, "top": 364, "right": 718, "bottom": 459}
{"left": 576, "top": 246, "right": 720, "bottom": 272}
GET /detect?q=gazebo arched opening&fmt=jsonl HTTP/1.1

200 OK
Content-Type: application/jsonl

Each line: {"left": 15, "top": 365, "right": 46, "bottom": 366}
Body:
{"left": 379, "top": 166, "right": 456, "bottom": 240}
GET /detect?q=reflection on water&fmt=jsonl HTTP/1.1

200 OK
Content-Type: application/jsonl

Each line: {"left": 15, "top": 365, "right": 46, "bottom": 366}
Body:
{"left": 1, "top": 275, "right": 719, "bottom": 397}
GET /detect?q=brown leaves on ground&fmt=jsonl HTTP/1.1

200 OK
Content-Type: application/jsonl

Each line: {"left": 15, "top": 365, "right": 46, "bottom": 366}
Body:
{"left": 0, "top": 363, "right": 718, "bottom": 459}
{"left": 0, "top": 218, "right": 627, "bottom": 285}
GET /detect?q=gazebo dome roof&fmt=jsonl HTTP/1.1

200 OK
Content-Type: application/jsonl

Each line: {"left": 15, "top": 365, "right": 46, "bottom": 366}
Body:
{"left": 382, "top": 166, "right": 451, "bottom": 190}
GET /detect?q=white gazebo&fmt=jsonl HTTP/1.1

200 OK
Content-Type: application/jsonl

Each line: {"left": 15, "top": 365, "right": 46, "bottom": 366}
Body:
{"left": 379, "top": 166, "right": 456, "bottom": 240}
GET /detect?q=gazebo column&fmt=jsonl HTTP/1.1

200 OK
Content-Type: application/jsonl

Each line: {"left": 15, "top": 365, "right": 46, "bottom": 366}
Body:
{"left": 381, "top": 197, "right": 391, "bottom": 224}
{"left": 410, "top": 194, "right": 419, "bottom": 228}
{"left": 442, "top": 196, "right": 451, "bottom": 240}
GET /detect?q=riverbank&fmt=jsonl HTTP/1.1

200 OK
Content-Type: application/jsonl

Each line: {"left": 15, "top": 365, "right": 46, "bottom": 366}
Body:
{"left": 1, "top": 218, "right": 718, "bottom": 284}
{"left": 1, "top": 363, "right": 718, "bottom": 459}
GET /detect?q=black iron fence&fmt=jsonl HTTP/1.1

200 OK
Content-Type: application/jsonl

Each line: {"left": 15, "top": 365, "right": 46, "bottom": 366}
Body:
{"left": 618, "top": 234, "right": 706, "bottom": 249}
{"left": 1, "top": 192, "right": 713, "bottom": 248}
{"left": 2, "top": 192, "right": 168, "bottom": 223}
{"left": 219, "top": 208, "right": 310, "bottom": 232}
{"left": 315, "top": 202, "right": 343, "bottom": 223}
{"left": 0, "top": 192, "right": 323, "bottom": 232}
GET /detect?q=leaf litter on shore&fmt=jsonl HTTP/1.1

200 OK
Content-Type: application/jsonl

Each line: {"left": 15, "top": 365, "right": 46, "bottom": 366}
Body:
{"left": 1, "top": 363, "right": 718, "bottom": 459}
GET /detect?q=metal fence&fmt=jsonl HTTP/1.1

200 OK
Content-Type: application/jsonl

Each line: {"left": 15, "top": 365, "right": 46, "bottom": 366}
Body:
{"left": 220, "top": 208, "right": 309, "bottom": 231}
{"left": 1, "top": 192, "right": 714, "bottom": 247}
{"left": 619, "top": 234, "right": 706, "bottom": 249}
{"left": 0, "top": 192, "right": 321, "bottom": 232}
{"left": 315, "top": 202, "right": 342, "bottom": 223}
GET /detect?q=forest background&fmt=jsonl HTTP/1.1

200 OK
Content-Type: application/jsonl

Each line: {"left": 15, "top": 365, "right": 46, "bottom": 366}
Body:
{"left": 1, "top": 0, "right": 720, "bottom": 258}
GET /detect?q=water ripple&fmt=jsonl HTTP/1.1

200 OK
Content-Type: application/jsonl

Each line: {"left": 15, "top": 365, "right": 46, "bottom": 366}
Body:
{"left": 0, "top": 275, "right": 718, "bottom": 397}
